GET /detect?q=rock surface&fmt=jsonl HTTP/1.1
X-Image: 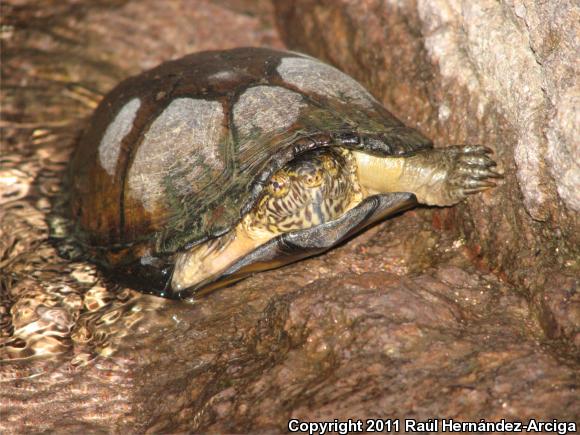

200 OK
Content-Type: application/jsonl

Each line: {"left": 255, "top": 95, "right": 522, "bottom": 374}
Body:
{"left": 273, "top": 0, "right": 579, "bottom": 346}
{"left": 1, "top": 0, "right": 578, "bottom": 432}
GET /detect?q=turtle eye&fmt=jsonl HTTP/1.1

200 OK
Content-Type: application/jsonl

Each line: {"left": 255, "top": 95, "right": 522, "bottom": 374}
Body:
{"left": 268, "top": 173, "right": 290, "bottom": 198}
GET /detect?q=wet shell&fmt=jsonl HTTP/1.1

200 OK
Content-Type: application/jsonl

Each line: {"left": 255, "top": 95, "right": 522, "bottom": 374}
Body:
{"left": 68, "top": 47, "right": 431, "bottom": 287}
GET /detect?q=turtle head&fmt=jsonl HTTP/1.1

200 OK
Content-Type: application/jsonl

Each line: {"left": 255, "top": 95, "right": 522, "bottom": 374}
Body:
{"left": 245, "top": 148, "right": 361, "bottom": 237}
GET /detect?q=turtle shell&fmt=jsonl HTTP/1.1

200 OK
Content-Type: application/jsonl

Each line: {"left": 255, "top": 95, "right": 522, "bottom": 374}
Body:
{"left": 68, "top": 47, "right": 431, "bottom": 281}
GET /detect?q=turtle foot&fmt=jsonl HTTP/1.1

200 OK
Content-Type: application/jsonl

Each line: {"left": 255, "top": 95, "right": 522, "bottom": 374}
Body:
{"left": 407, "top": 145, "right": 502, "bottom": 207}
{"left": 447, "top": 145, "right": 503, "bottom": 201}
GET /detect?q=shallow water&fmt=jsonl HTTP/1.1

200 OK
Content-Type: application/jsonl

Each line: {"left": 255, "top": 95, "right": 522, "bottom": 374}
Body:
{"left": 1, "top": 0, "right": 282, "bottom": 367}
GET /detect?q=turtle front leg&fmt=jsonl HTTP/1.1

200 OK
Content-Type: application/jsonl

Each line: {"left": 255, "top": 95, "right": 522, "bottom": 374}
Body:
{"left": 352, "top": 145, "right": 502, "bottom": 206}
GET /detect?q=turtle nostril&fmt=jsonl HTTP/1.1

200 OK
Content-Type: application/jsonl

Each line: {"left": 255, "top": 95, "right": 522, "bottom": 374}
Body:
{"left": 303, "top": 171, "right": 323, "bottom": 188}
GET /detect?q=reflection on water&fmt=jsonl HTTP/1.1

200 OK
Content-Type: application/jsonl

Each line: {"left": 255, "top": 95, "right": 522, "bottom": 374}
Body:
{"left": 0, "top": 113, "right": 170, "bottom": 375}
{"left": 0, "top": 144, "right": 175, "bottom": 385}
{"left": 0, "top": 173, "right": 169, "bottom": 372}
{"left": 0, "top": 0, "right": 277, "bottom": 386}
{"left": 0, "top": 0, "right": 141, "bottom": 371}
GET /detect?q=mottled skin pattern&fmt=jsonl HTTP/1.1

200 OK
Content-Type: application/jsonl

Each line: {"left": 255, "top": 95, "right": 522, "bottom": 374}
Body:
{"left": 249, "top": 148, "right": 361, "bottom": 234}
{"left": 65, "top": 47, "right": 500, "bottom": 298}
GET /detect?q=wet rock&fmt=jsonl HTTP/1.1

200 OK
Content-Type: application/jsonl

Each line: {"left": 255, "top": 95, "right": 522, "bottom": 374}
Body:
{"left": 1, "top": 0, "right": 578, "bottom": 432}
{"left": 273, "top": 0, "right": 579, "bottom": 356}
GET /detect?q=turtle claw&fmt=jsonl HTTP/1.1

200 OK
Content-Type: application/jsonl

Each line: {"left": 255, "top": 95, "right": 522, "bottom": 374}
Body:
{"left": 449, "top": 145, "right": 502, "bottom": 201}
{"left": 459, "top": 153, "right": 497, "bottom": 168}
{"left": 463, "top": 178, "right": 497, "bottom": 189}
{"left": 460, "top": 144, "right": 494, "bottom": 155}
{"left": 462, "top": 186, "right": 495, "bottom": 195}
{"left": 461, "top": 166, "right": 503, "bottom": 180}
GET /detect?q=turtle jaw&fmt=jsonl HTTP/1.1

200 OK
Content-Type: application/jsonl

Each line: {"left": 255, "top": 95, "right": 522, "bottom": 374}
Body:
{"left": 170, "top": 225, "right": 268, "bottom": 293}
{"left": 174, "top": 257, "right": 290, "bottom": 299}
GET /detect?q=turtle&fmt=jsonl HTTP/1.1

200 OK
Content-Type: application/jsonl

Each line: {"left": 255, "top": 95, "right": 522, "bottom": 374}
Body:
{"left": 66, "top": 47, "right": 501, "bottom": 299}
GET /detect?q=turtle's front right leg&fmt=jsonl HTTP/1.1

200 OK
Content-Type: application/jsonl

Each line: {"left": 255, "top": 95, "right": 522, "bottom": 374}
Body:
{"left": 352, "top": 145, "right": 502, "bottom": 206}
